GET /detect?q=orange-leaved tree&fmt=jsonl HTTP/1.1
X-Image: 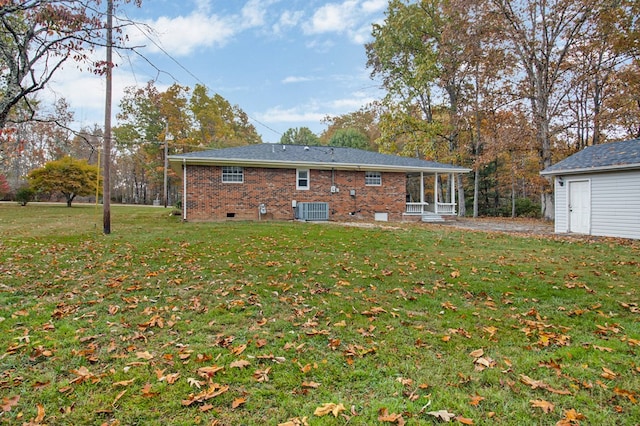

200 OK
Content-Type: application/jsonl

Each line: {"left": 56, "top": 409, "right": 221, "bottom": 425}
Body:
{"left": 28, "top": 156, "right": 101, "bottom": 207}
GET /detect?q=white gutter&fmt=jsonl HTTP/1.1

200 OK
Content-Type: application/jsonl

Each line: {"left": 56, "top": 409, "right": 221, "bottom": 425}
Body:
{"left": 540, "top": 162, "right": 640, "bottom": 176}
{"left": 168, "top": 156, "right": 471, "bottom": 174}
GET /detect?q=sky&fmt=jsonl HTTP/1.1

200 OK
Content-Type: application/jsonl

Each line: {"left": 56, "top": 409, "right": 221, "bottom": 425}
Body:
{"left": 44, "top": 0, "right": 389, "bottom": 144}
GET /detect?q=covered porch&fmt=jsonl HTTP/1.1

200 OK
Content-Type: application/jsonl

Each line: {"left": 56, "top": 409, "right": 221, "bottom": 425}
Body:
{"left": 404, "top": 172, "right": 458, "bottom": 217}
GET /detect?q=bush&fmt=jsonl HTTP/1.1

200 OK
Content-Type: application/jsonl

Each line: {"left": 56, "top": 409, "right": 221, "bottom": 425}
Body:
{"left": 499, "top": 197, "right": 541, "bottom": 218}
{"left": 15, "top": 187, "right": 35, "bottom": 206}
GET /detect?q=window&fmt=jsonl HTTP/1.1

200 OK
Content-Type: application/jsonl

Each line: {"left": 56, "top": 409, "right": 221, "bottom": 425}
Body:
{"left": 365, "top": 171, "right": 381, "bottom": 186}
{"left": 297, "top": 169, "right": 310, "bottom": 190}
{"left": 222, "top": 166, "right": 243, "bottom": 183}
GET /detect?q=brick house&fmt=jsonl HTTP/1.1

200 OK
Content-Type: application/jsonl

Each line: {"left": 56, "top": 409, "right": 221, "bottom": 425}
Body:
{"left": 168, "top": 144, "right": 471, "bottom": 222}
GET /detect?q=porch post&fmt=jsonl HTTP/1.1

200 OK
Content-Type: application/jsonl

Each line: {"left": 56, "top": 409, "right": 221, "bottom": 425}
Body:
{"left": 434, "top": 172, "right": 439, "bottom": 214}
{"left": 450, "top": 173, "right": 456, "bottom": 214}
{"left": 420, "top": 172, "right": 425, "bottom": 213}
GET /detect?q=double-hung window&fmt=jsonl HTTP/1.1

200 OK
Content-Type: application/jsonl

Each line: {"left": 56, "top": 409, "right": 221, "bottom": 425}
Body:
{"left": 297, "top": 169, "right": 310, "bottom": 190}
{"left": 222, "top": 166, "right": 243, "bottom": 183}
{"left": 365, "top": 171, "right": 382, "bottom": 186}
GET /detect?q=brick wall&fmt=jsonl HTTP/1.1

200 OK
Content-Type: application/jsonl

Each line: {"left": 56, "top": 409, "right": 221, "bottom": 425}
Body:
{"left": 184, "top": 165, "right": 407, "bottom": 221}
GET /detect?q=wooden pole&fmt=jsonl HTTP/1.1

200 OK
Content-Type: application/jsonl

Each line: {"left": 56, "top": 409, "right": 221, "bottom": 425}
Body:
{"left": 103, "top": 0, "right": 113, "bottom": 234}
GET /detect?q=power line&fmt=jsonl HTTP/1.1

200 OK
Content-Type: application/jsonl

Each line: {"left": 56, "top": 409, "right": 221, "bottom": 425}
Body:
{"left": 120, "top": 12, "right": 282, "bottom": 138}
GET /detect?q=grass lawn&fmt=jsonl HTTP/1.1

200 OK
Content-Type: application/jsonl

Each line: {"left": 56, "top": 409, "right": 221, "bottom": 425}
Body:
{"left": 0, "top": 203, "right": 638, "bottom": 425}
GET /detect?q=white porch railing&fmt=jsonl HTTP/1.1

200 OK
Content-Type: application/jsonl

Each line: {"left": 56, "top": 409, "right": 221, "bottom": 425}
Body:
{"left": 435, "top": 203, "right": 456, "bottom": 215}
{"left": 405, "top": 202, "right": 456, "bottom": 215}
{"left": 405, "top": 203, "right": 429, "bottom": 214}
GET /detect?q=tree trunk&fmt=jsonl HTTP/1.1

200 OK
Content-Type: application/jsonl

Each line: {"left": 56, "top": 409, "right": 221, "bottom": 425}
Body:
{"left": 473, "top": 169, "right": 479, "bottom": 218}
{"left": 457, "top": 174, "right": 465, "bottom": 217}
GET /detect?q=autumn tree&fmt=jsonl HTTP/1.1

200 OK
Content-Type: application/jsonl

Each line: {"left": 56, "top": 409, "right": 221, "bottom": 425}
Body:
{"left": 489, "top": 0, "right": 608, "bottom": 219}
{"left": 328, "top": 128, "right": 370, "bottom": 150}
{"left": 0, "top": 97, "right": 75, "bottom": 192}
{"left": 320, "top": 105, "right": 381, "bottom": 149}
{"left": 367, "top": 0, "right": 501, "bottom": 216}
{"left": 28, "top": 156, "right": 100, "bottom": 206}
{"left": 279, "top": 127, "right": 321, "bottom": 146}
{"left": 0, "top": 173, "right": 9, "bottom": 199}
{"left": 114, "top": 81, "right": 261, "bottom": 204}
{"left": 190, "top": 84, "right": 261, "bottom": 147}
{"left": 0, "top": 0, "right": 141, "bottom": 131}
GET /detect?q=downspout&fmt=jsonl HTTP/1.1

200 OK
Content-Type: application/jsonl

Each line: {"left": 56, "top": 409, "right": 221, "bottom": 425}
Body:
{"left": 182, "top": 158, "right": 187, "bottom": 221}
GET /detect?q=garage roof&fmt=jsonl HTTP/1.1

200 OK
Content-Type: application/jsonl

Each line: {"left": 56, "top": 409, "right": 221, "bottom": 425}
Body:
{"left": 541, "top": 139, "right": 640, "bottom": 176}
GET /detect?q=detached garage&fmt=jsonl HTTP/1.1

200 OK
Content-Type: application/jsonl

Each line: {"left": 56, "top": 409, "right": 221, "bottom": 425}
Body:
{"left": 541, "top": 139, "right": 640, "bottom": 239}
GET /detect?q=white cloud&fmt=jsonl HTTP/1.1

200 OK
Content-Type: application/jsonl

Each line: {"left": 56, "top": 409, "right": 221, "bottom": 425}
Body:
{"left": 302, "top": 0, "right": 382, "bottom": 44}
{"left": 257, "top": 105, "right": 326, "bottom": 123}
{"left": 361, "top": 0, "right": 387, "bottom": 14}
{"left": 330, "top": 92, "right": 376, "bottom": 110}
{"left": 241, "top": 0, "right": 271, "bottom": 29}
{"left": 304, "top": 1, "right": 359, "bottom": 35}
{"left": 281, "top": 76, "right": 315, "bottom": 84}
{"left": 126, "top": 0, "right": 280, "bottom": 58}
{"left": 127, "top": 13, "right": 237, "bottom": 57}
{"left": 273, "top": 9, "right": 304, "bottom": 34}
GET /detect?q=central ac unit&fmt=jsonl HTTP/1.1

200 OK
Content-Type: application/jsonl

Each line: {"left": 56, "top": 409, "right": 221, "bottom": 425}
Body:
{"left": 295, "top": 202, "right": 329, "bottom": 221}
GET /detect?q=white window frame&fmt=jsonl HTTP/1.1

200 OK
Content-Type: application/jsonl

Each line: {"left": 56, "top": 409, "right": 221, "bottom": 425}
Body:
{"left": 222, "top": 166, "right": 244, "bottom": 183}
{"left": 365, "top": 171, "right": 382, "bottom": 186}
{"left": 297, "top": 169, "right": 310, "bottom": 190}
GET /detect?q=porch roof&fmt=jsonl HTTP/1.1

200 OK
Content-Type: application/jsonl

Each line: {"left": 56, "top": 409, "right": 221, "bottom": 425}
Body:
{"left": 169, "top": 144, "right": 471, "bottom": 174}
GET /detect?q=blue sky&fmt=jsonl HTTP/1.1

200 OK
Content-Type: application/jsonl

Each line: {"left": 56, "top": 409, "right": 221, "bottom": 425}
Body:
{"left": 45, "top": 0, "right": 388, "bottom": 143}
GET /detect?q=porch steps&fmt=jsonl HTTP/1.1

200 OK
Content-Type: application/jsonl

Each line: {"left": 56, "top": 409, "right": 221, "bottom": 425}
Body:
{"left": 421, "top": 212, "right": 445, "bottom": 223}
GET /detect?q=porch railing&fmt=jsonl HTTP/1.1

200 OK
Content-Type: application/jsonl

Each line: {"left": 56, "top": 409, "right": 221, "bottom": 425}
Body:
{"left": 405, "top": 202, "right": 456, "bottom": 215}
{"left": 405, "top": 203, "right": 429, "bottom": 214}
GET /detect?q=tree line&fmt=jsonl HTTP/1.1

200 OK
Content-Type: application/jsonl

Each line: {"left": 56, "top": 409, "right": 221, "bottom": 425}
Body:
{"left": 1, "top": 0, "right": 639, "bottom": 217}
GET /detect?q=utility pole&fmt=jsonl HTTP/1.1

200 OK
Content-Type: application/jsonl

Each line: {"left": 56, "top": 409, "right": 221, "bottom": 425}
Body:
{"left": 103, "top": 0, "right": 113, "bottom": 234}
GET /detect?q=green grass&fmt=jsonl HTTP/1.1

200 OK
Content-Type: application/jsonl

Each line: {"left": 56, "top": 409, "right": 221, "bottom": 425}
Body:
{"left": 0, "top": 203, "right": 638, "bottom": 425}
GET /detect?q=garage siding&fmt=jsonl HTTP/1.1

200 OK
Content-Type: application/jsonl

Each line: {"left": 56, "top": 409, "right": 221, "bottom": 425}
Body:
{"left": 558, "top": 170, "right": 640, "bottom": 239}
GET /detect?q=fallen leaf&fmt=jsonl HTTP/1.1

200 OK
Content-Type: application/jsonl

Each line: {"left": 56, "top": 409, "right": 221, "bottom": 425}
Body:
{"left": 232, "top": 397, "right": 246, "bottom": 408}
{"left": 141, "top": 383, "right": 159, "bottom": 398}
{"left": 278, "top": 417, "right": 309, "bottom": 426}
{"left": 469, "top": 395, "right": 484, "bottom": 406}
{"left": 613, "top": 387, "right": 637, "bottom": 403}
{"left": 253, "top": 367, "right": 271, "bottom": 382}
{"left": 2, "top": 395, "right": 20, "bottom": 412}
{"left": 197, "top": 365, "right": 224, "bottom": 379}
{"left": 34, "top": 403, "right": 45, "bottom": 423}
{"left": 187, "top": 377, "right": 204, "bottom": 389}
{"left": 378, "top": 407, "right": 405, "bottom": 425}
{"left": 530, "top": 399, "right": 555, "bottom": 413}
{"left": 302, "top": 381, "right": 320, "bottom": 388}
{"left": 427, "top": 410, "right": 456, "bottom": 422}
{"left": 556, "top": 408, "right": 586, "bottom": 425}
{"left": 136, "top": 351, "right": 154, "bottom": 360}
{"left": 113, "top": 389, "right": 127, "bottom": 406}
{"left": 314, "top": 402, "right": 346, "bottom": 417}
{"left": 181, "top": 384, "right": 229, "bottom": 406}
{"left": 455, "top": 415, "right": 474, "bottom": 424}
{"left": 112, "top": 379, "right": 135, "bottom": 387}
{"left": 469, "top": 348, "right": 484, "bottom": 358}
{"left": 230, "top": 359, "right": 251, "bottom": 369}
{"left": 601, "top": 367, "right": 617, "bottom": 380}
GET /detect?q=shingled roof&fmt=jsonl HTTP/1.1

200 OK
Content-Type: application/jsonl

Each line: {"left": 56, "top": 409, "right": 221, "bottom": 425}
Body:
{"left": 541, "top": 139, "right": 640, "bottom": 176}
{"left": 169, "top": 144, "right": 471, "bottom": 173}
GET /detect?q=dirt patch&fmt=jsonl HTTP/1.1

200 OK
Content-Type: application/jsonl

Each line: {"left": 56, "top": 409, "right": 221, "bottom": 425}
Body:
{"left": 441, "top": 217, "right": 554, "bottom": 235}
